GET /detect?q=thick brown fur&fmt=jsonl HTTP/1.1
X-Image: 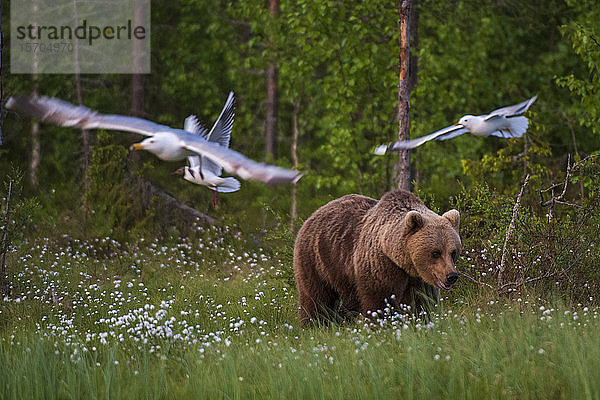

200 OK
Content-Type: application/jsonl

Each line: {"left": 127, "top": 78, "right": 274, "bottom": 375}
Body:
{"left": 293, "top": 190, "right": 461, "bottom": 326}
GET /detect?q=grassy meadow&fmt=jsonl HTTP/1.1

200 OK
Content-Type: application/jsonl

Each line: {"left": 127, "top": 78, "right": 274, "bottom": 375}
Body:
{"left": 1, "top": 223, "right": 600, "bottom": 399}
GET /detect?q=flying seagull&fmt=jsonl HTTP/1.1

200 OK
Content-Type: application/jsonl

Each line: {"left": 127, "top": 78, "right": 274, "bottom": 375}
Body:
{"left": 6, "top": 94, "right": 302, "bottom": 185}
{"left": 172, "top": 93, "right": 241, "bottom": 206}
{"left": 374, "top": 95, "right": 537, "bottom": 154}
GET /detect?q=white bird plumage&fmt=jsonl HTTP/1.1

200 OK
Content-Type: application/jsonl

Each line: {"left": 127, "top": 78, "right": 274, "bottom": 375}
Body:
{"left": 374, "top": 95, "right": 537, "bottom": 154}
{"left": 6, "top": 93, "right": 302, "bottom": 185}
{"left": 172, "top": 92, "right": 241, "bottom": 194}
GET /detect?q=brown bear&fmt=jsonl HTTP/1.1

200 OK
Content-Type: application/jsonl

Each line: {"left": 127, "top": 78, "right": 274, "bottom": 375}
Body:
{"left": 293, "top": 190, "right": 461, "bottom": 326}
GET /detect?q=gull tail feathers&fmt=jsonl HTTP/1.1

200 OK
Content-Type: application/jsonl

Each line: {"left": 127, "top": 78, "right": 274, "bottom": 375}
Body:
{"left": 374, "top": 144, "right": 388, "bottom": 155}
{"left": 506, "top": 116, "right": 529, "bottom": 138}
{"left": 213, "top": 177, "right": 241, "bottom": 193}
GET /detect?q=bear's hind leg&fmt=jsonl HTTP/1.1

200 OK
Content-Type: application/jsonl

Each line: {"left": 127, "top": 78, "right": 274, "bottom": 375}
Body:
{"left": 296, "top": 278, "right": 339, "bottom": 327}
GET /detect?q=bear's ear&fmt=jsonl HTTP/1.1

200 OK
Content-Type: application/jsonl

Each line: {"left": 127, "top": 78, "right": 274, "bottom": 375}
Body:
{"left": 442, "top": 209, "right": 460, "bottom": 230}
{"left": 405, "top": 210, "right": 424, "bottom": 233}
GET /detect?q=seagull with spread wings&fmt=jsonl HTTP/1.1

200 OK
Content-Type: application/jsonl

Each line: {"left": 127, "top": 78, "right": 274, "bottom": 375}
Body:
{"left": 375, "top": 95, "right": 537, "bottom": 154}
{"left": 6, "top": 93, "right": 302, "bottom": 185}
{"left": 171, "top": 92, "right": 241, "bottom": 206}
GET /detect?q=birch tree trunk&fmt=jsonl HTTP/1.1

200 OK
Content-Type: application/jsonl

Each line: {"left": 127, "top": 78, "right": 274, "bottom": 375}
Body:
{"left": 30, "top": 103, "right": 41, "bottom": 188}
{"left": 394, "top": 0, "right": 412, "bottom": 191}
{"left": 290, "top": 101, "right": 300, "bottom": 231}
{"left": 30, "top": 0, "right": 41, "bottom": 188}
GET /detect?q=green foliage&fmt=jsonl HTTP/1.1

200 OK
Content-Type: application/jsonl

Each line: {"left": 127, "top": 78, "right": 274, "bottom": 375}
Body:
{"left": 556, "top": 0, "right": 600, "bottom": 136}
{"left": 412, "top": 0, "right": 580, "bottom": 198}
{"left": 82, "top": 134, "right": 209, "bottom": 240}
{"left": 2, "top": 0, "right": 600, "bottom": 298}
{"left": 453, "top": 173, "right": 600, "bottom": 303}
{"left": 461, "top": 122, "right": 552, "bottom": 194}
{"left": 1, "top": 167, "right": 40, "bottom": 245}
{"left": 232, "top": 0, "right": 400, "bottom": 199}
{"left": 453, "top": 181, "right": 514, "bottom": 250}
{"left": 571, "top": 153, "right": 600, "bottom": 196}
{"left": 263, "top": 207, "right": 301, "bottom": 287}
{"left": 83, "top": 133, "right": 136, "bottom": 238}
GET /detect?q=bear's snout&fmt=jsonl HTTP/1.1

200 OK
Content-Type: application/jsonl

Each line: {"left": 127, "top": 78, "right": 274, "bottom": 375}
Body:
{"left": 446, "top": 272, "right": 458, "bottom": 286}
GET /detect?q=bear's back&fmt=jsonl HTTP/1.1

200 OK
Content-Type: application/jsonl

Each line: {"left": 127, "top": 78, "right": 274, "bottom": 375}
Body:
{"left": 294, "top": 194, "right": 377, "bottom": 288}
{"left": 296, "top": 194, "right": 376, "bottom": 247}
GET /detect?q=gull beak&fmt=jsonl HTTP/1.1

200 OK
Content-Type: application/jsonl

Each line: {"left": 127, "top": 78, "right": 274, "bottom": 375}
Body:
{"left": 172, "top": 167, "right": 185, "bottom": 176}
{"left": 453, "top": 123, "right": 460, "bottom": 126}
{"left": 130, "top": 142, "right": 145, "bottom": 151}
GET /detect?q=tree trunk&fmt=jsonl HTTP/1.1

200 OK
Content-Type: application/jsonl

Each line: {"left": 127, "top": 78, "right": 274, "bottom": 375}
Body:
{"left": 131, "top": 74, "right": 144, "bottom": 117}
{"left": 394, "top": 0, "right": 412, "bottom": 191}
{"left": 72, "top": 0, "right": 91, "bottom": 182}
{"left": 129, "top": 0, "right": 146, "bottom": 163}
{"left": 0, "top": 3, "right": 3, "bottom": 146}
{"left": 75, "top": 73, "right": 91, "bottom": 179}
{"left": 30, "top": 112, "right": 41, "bottom": 188}
{"left": 498, "top": 174, "right": 529, "bottom": 290}
{"left": 127, "top": 175, "right": 216, "bottom": 225}
{"left": 265, "top": 0, "right": 279, "bottom": 159}
{"left": 131, "top": 0, "right": 145, "bottom": 117}
{"left": 0, "top": 181, "right": 12, "bottom": 294}
{"left": 30, "top": 0, "right": 41, "bottom": 188}
{"left": 290, "top": 101, "right": 300, "bottom": 232}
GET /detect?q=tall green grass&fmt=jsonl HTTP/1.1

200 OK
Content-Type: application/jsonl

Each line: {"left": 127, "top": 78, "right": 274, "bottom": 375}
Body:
{"left": 3, "top": 307, "right": 600, "bottom": 399}
{"left": 1, "top": 232, "right": 599, "bottom": 399}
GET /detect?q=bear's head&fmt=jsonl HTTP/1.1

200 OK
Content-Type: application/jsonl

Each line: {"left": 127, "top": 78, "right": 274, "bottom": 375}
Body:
{"left": 381, "top": 209, "right": 461, "bottom": 290}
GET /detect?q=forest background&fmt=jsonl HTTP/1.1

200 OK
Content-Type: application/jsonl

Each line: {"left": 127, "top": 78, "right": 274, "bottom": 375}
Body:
{"left": 1, "top": 0, "right": 600, "bottom": 299}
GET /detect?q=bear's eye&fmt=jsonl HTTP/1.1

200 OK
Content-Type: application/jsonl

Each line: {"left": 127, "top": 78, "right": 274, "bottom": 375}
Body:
{"left": 451, "top": 250, "right": 458, "bottom": 262}
{"left": 432, "top": 251, "right": 441, "bottom": 259}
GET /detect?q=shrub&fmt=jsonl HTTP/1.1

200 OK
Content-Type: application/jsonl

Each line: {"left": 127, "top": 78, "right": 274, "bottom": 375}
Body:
{"left": 453, "top": 158, "right": 600, "bottom": 304}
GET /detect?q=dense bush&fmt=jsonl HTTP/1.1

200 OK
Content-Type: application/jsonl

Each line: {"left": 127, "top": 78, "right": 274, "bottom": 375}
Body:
{"left": 453, "top": 155, "right": 600, "bottom": 304}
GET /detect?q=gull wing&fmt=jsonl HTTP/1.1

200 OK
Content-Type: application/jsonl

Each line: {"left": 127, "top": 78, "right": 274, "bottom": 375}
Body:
{"left": 6, "top": 95, "right": 169, "bottom": 136}
{"left": 490, "top": 130, "right": 515, "bottom": 138}
{"left": 179, "top": 132, "right": 301, "bottom": 185}
{"left": 186, "top": 154, "right": 201, "bottom": 170}
{"left": 184, "top": 115, "right": 208, "bottom": 137}
{"left": 484, "top": 95, "right": 538, "bottom": 120}
{"left": 381, "top": 124, "right": 468, "bottom": 151}
{"left": 206, "top": 91, "right": 234, "bottom": 148}
{"left": 183, "top": 115, "right": 207, "bottom": 172}
{"left": 436, "top": 126, "right": 470, "bottom": 141}
{"left": 202, "top": 92, "right": 235, "bottom": 177}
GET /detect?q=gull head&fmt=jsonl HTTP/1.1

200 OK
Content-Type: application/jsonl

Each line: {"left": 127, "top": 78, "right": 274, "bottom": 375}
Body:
{"left": 457, "top": 115, "right": 475, "bottom": 129}
{"left": 130, "top": 133, "right": 189, "bottom": 162}
{"left": 130, "top": 136, "right": 161, "bottom": 153}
